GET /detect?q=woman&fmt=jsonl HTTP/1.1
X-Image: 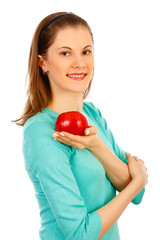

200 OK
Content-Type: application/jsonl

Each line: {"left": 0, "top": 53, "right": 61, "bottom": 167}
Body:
{"left": 13, "top": 12, "right": 148, "bottom": 240}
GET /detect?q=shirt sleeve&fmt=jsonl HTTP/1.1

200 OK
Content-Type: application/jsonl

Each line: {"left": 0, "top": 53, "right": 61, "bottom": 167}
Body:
{"left": 23, "top": 121, "right": 101, "bottom": 240}
{"left": 92, "top": 103, "right": 145, "bottom": 205}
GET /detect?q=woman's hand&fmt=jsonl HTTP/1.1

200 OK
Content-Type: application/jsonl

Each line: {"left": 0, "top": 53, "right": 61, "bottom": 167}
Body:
{"left": 52, "top": 125, "right": 99, "bottom": 150}
{"left": 125, "top": 152, "right": 148, "bottom": 191}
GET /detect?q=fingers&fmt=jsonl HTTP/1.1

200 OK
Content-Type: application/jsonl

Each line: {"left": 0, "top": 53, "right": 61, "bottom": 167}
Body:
{"left": 51, "top": 125, "right": 98, "bottom": 150}
{"left": 133, "top": 156, "right": 144, "bottom": 163}
{"left": 126, "top": 153, "right": 146, "bottom": 165}
{"left": 126, "top": 153, "right": 144, "bottom": 163}
{"left": 126, "top": 152, "right": 148, "bottom": 186}
{"left": 52, "top": 130, "right": 88, "bottom": 149}
{"left": 52, "top": 126, "right": 95, "bottom": 139}
{"left": 52, "top": 131, "right": 83, "bottom": 142}
{"left": 125, "top": 152, "right": 133, "bottom": 159}
{"left": 126, "top": 153, "right": 148, "bottom": 173}
{"left": 133, "top": 156, "right": 139, "bottom": 161}
{"left": 53, "top": 133, "right": 85, "bottom": 149}
{"left": 84, "top": 125, "right": 97, "bottom": 136}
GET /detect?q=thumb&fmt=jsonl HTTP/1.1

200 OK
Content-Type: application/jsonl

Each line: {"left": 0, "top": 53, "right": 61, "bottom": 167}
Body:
{"left": 84, "top": 125, "right": 97, "bottom": 136}
{"left": 125, "top": 152, "right": 132, "bottom": 160}
{"left": 125, "top": 152, "right": 136, "bottom": 163}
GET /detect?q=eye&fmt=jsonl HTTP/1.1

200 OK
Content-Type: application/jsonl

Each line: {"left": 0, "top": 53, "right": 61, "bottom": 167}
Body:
{"left": 83, "top": 50, "right": 91, "bottom": 55}
{"left": 60, "top": 50, "right": 92, "bottom": 56}
{"left": 61, "top": 52, "right": 70, "bottom": 56}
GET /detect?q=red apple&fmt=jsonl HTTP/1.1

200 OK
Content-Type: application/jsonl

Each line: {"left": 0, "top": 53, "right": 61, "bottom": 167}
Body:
{"left": 55, "top": 111, "right": 89, "bottom": 136}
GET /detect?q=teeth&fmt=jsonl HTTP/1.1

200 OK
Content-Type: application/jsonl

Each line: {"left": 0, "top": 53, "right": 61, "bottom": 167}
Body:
{"left": 67, "top": 74, "right": 85, "bottom": 77}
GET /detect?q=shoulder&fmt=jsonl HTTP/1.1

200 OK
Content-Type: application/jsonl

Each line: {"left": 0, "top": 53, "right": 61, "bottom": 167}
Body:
{"left": 83, "top": 101, "right": 104, "bottom": 121}
{"left": 23, "top": 110, "right": 55, "bottom": 132}
{"left": 23, "top": 128, "right": 71, "bottom": 178}
{"left": 84, "top": 101, "right": 110, "bottom": 135}
{"left": 83, "top": 101, "right": 100, "bottom": 114}
{"left": 22, "top": 111, "right": 71, "bottom": 166}
{"left": 22, "top": 112, "right": 55, "bottom": 153}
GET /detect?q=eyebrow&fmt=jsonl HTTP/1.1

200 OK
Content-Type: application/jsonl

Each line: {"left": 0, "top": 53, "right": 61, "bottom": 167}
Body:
{"left": 56, "top": 45, "right": 93, "bottom": 50}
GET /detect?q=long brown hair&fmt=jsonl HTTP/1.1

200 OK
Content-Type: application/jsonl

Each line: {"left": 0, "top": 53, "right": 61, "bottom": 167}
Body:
{"left": 12, "top": 11, "right": 94, "bottom": 126}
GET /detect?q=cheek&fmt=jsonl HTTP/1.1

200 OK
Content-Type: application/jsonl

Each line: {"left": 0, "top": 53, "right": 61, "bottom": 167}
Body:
{"left": 89, "top": 56, "right": 94, "bottom": 68}
{"left": 88, "top": 61, "right": 94, "bottom": 73}
{"left": 48, "top": 62, "right": 63, "bottom": 76}
{"left": 48, "top": 64, "right": 68, "bottom": 84}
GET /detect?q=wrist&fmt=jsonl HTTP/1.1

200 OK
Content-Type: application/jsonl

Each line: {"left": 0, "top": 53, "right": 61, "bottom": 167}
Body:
{"left": 130, "top": 177, "right": 144, "bottom": 194}
{"left": 88, "top": 135, "right": 103, "bottom": 152}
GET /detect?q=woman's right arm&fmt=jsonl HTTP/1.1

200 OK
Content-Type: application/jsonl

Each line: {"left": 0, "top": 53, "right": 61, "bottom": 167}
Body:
{"left": 96, "top": 153, "right": 148, "bottom": 239}
{"left": 23, "top": 122, "right": 102, "bottom": 240}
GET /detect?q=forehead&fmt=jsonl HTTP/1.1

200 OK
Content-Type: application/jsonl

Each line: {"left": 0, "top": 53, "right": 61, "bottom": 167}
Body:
{"left": 53, "top": 26, "right": 93, "bottom": 48}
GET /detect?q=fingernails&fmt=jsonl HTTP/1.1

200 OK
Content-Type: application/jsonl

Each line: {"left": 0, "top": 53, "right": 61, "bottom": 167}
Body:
{"left": 60, "top": 132, "right": 65, "bottom": 136}
{"left": 52, "top": 133, "right": 58, "bottom": 137}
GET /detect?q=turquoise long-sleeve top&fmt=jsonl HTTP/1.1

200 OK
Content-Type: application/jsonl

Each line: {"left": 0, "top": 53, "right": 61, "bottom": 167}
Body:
{"left": 22, "top": 101, "right": 145, "bottom": 240}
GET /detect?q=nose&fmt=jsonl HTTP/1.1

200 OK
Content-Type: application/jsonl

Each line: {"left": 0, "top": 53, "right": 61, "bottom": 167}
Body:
{"left": 71, "top": 54, "right": 86, "bottom": 69}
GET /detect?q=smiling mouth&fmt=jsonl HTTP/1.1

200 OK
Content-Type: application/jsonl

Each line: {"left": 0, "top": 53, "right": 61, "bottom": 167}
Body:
{"left": 66, "top": 74, "right": 87, "bottom": 80}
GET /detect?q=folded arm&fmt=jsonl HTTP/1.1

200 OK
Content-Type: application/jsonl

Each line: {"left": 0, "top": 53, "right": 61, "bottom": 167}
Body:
{"left": 89, "top": 104, "right": 145, "bottom": 204}
{"left": 88, "top": 134, "right": 145, "bottom": 205}
{"left": 89, "top": 137, "right": 131, "bottom": 191}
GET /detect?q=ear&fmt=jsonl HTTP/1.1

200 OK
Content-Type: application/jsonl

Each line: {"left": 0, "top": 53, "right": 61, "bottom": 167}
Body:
{"left": 38, "top": 55, "right": 48, "bottom": 73}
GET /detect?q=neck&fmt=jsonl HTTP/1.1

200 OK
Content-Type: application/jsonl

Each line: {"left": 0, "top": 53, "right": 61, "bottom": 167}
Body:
{"left": 46, "top": 92, "right": 84, "bottom": 114}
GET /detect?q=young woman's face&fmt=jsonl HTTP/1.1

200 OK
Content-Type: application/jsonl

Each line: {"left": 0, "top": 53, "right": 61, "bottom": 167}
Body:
{"left": 43, "top": 26, "right": 94, "bottom": 96}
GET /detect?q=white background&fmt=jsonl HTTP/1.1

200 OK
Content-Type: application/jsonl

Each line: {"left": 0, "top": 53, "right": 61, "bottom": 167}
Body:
{"left": 1, "top": 0, "right": 160, "bottom": 239}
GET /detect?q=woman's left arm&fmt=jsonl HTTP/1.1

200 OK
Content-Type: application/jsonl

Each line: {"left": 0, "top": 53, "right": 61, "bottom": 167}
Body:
{"left": 88, "top": 136, "right": 132, "bottom": 192}
{"left": 91, "top": 103, "right": 146, "bottom": 202}
{"left": 87, "top": 131, "right": 146, "bottom": 204}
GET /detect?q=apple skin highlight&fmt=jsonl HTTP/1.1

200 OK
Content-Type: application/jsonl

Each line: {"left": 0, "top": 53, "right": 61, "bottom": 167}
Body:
{"left": 55, "top": 111, "right": 89, "bottom": 136}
